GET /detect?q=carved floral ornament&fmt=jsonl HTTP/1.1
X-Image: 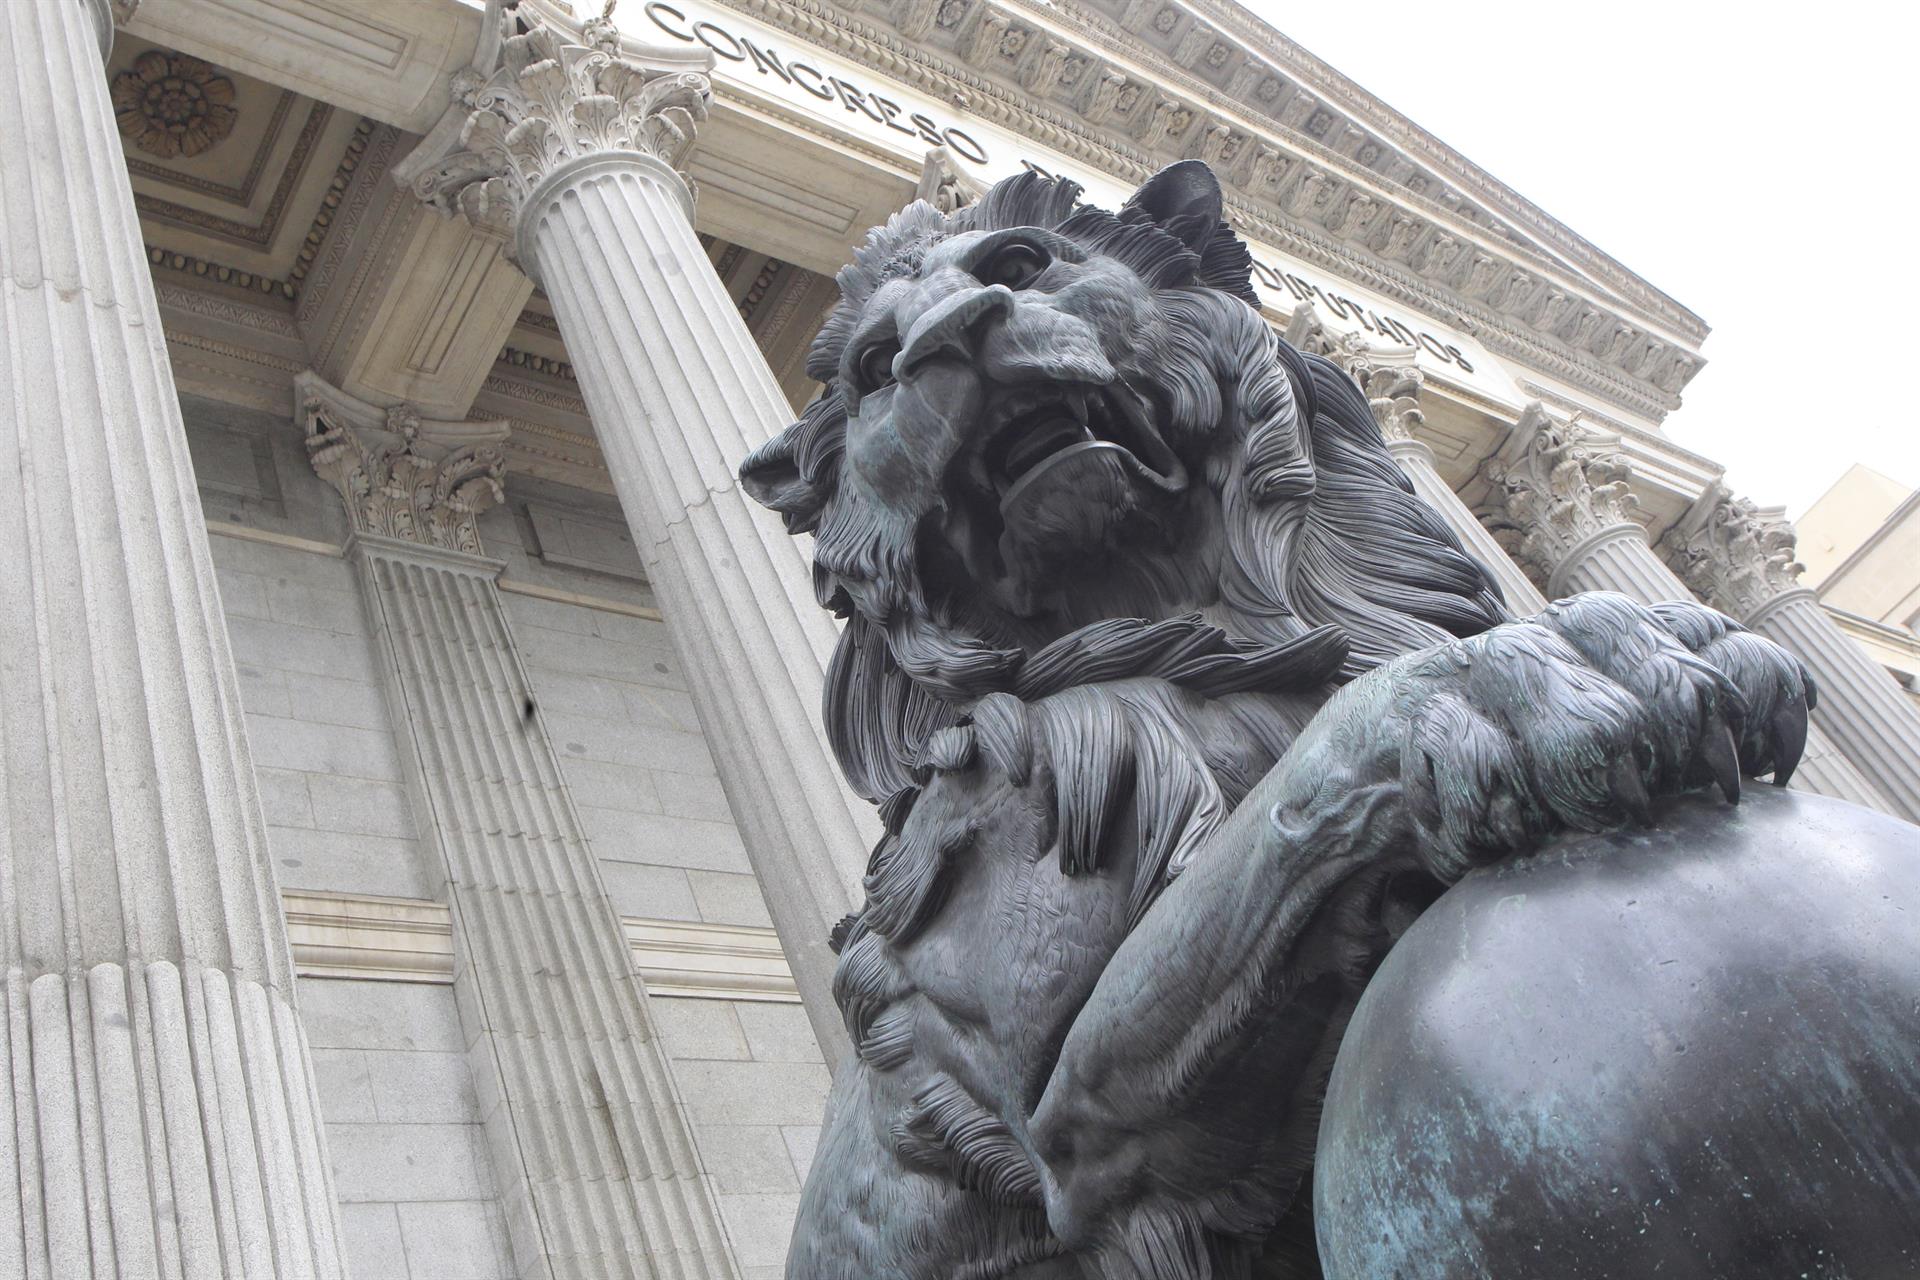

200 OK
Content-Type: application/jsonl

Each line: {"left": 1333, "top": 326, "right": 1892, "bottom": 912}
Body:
{"left": 1661, "top": 488, "right": 1805, "bottom": 619}
{"left": 112, "top": 50, "right": 237, "bottom": 159}
{"left": 914, "top": 147, "right": 985, "bottom": 215}
{"left": 1480, "top": 407, "right": 1640, "bottom": 574}
{"left": 405, "top": 1, "right": 711, "bottom": 246}
{"left": 297, "top": 375, "right": 509, "bottom": 556}
{"left": 1285, "top": 304, "right": 1425, "bottom": 444}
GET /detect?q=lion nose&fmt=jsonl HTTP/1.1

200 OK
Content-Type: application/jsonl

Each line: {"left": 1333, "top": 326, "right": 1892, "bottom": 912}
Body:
{"left": 896, "top": 284, "right": 1014, "bottom": 379}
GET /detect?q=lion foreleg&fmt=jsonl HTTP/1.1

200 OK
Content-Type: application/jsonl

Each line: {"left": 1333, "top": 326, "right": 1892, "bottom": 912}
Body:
{"left": 1026, "top": 698, "right": 1423, "bottom": 1280}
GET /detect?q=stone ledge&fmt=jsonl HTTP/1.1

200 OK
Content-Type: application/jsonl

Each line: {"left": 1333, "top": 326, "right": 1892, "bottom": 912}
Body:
{"left": 285, "top": 889, "right": 798, "bottom": 1002}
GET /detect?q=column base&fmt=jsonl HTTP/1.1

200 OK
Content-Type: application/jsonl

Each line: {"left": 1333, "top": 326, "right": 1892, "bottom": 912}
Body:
{"left": 2, "top": 961, "right": 341, "bottom": 1279}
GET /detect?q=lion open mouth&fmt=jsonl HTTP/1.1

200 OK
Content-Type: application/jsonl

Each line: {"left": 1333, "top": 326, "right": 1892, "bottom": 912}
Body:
{"left": 983, "top": 382, "right": 1186, "bottom": 514}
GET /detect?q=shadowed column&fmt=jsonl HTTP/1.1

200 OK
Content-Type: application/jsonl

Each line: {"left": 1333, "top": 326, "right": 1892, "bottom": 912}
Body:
{"left": 0, "top": 1, "right": 348, "bottom": 1274}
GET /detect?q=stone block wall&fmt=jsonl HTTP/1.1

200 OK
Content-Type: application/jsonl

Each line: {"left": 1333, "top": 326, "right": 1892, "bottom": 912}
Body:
{"left": 212, "top": 532, "right": 439, "bottom": 900}
{"left": 649, "top": 998, "right": 830, "bottom": 1278}
{"left": 303, "top": 980, "right": 515, "bottom": 1279}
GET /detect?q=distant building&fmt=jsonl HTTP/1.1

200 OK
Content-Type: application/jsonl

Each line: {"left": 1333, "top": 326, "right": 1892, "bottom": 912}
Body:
{"left": 1798, "top": 465, "right": 1920, "bottom": 706}
{"left": 6, "top": 0, "right": 1920, "bottom": 1274}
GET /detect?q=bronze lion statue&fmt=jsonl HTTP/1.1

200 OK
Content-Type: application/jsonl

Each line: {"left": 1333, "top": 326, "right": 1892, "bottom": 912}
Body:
{"left": 739, "top": 161, "right": 1825, "bottom": 1278}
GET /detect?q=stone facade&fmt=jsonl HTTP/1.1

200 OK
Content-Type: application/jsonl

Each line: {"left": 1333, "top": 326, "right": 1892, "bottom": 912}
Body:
{"left": 2, "top": 0, "right": 1916, "bottom": 1274}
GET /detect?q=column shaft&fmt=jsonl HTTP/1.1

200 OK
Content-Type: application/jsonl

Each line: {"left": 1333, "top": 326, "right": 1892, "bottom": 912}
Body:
{"left": 1551, "top": 524, "right": 1693, "bottom": 603}
{"left": 352, "top": 536, "right": 737, "bottom": 1279}
{"left": 0, "top": 2, "right": 344, "bottom": 1275}
{"left": 523, "top": 156, "right": 876, "bottom": 1057}
{"left": 1388, "top": 439, "right": 1546, "bottom": 614}
{"left": 1748, "top": 591, "right": 1920, "bottom": 822}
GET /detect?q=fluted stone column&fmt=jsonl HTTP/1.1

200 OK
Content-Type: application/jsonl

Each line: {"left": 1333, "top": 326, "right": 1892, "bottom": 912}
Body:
{"left": 0, "top": 3, "right": 347, "bottom": 1276}
{"left": 1484, "top": 413, "right": 1889, "bottom": 810}
{"left": 299, "top": 374, "right": 739, "bottom": 1279}
{"left": 1303, "top": 323, "right": 1548, "bottom": 615}
{"left": 399, "top": 2, "right": 876, "bottom": 1055}
{"left": 1665, "top": 491, "right": 1920, "bottom": 822}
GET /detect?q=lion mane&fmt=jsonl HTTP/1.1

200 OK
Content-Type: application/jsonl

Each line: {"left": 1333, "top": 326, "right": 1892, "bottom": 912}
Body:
{"left": 742, "top": 164, "right": 1508, "bottom": 813}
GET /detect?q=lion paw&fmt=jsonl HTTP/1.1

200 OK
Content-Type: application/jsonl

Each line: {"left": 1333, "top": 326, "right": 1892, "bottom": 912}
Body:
{"left": 1293, "top": 592, "right": 1813, "bottom": 884}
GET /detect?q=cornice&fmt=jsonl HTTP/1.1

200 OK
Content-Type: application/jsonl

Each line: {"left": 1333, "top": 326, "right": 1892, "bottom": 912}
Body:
{"left": 498, "top": 345, "right": 575, "bottom": 382}
{"left": 1023, "top": 0, "right": 1700, "bottom": 348}
{"left": 296, "top": 120, "right": 399, "bottom": 325}
{"left": 1170, "top": 0, "right": 1706, "bottom": 341}
{"left": 700, "top": 0, "right": 1698, "bottom": 420}
{"left": 288, "top": 117, "right": 378, "bottom": 299}
{"left": 154, "top": 281, "right": 300, "bottom": 337}
{"left": 482, "top": 371, "right": 589, "bottom": 416}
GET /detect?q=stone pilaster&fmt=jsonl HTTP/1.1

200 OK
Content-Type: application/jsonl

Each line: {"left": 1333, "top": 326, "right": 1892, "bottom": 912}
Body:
{"left": 1479, "top": 415, "right": 1887, "bottom": 809}
{"left": 1665, "top": 490, "right": 1920, "bottom": 822}
{"left": 397, "top": 0, "right": 878, "bottom": 1056}
{"left": 298, "top": 373, "right": 739, "bottom": 1279}
{"left": 0, "top": 3, "right": 347, "bottom": 1275}
{"left": 1291, "top": 311, "right": 1546, "bottom": 614}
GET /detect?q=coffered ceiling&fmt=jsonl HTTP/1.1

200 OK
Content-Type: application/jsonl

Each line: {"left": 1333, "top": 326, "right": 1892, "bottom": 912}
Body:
{"left": 115, "top": 34, "right": 365, "bottom": 290}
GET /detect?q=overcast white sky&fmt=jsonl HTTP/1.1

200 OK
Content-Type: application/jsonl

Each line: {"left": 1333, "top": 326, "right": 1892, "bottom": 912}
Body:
{"left": 1245, "top": 0, "right": 1918, "bottom": 517}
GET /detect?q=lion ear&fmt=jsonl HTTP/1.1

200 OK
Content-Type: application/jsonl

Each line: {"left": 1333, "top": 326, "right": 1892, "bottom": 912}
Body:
{"left": 740, "top": 422, "right": 827, "bottom": 533}
{"left": 1122, "top": 160, "right": 1225, "bottom": 253}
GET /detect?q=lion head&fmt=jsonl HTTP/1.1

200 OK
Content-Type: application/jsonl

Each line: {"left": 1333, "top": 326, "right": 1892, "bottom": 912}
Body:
{"left": 742, "top": 161, "right": 1507, "bottom": 805}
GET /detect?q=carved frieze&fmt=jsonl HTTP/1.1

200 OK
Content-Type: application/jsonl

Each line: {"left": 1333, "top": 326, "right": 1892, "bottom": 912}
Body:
{"left": 297, "top": 372, "right": 508, "bottom": 556}
{"left": 674, "top": 0, "right": 1704, "bottom": 418}
{"left": 1023, "top": 40, "right": 1072, "bottom": 95}
{"left": 1660, "top": 488, "right": 1805, "bottom": 620}
{"left": 1480, "top": 405, "right": 1640, "bottom": 577}
{"left": 892, "top": 0, "right": 940, "bottom": 40}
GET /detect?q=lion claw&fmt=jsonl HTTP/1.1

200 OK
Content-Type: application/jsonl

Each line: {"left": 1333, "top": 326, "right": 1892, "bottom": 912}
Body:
{"left": 1695, "top": 721, "right": 1743, "bottom": 804}
{"left": 1769, "top": 698, "right": 1809, "bottom": 788}
{"left": 1609, "top": 754, "right": 1654, "bottom": 827}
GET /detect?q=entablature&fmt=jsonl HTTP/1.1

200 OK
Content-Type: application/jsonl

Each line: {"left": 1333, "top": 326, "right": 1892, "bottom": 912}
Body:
{"left": 682, "top": 0, "right": 1705, "bottom": 421}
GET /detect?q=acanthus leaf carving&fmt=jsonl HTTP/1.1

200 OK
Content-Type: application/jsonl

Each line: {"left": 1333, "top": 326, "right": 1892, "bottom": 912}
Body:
{"left": 297, "top": 372, "right": 509, "bottom": 556}
{"left": 1480, "top": 405, "right": 1641, "bottom": 577}
{"left": 1659, "top": 487, "right": 1805, "bottom": 619}
{"left": 915, "top": 146, "right": 985, "bottom": 214}
{"left": 400, "top": 0, "right": 711, "bottom": 255}
{"left": 1285, "top": 304, "right": 1424, "bottom": 444}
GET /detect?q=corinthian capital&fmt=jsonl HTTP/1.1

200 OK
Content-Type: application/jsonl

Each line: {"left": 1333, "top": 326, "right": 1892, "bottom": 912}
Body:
{"left": 397, "top": 0, "right": 711, "bottom": 249}
{"left": 1284, "top": 305, "right": 1424, "bottom": 443}
{"left": 1480, "top": 404, "right": 1641, "bottom": 576}
{"left": 1659, "top": 486, "right": 1805, "bottom": 619}
{"left": 296, "top": 372, "right": 509, "bottom": 557}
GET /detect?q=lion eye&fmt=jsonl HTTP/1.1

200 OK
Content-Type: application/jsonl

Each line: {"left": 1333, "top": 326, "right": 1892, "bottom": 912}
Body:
{"left": 977, "top": 242, "right": 1050, "bottom": 290}
{"left": 855, "top": 338, "right": 901, "bottom": 393}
